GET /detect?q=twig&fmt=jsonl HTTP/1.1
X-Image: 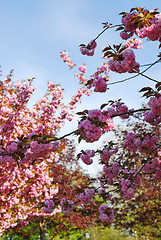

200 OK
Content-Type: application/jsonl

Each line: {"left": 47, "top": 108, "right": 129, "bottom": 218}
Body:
{"left": 94, "top": 24, "right": 122, "bottom": 41}
{"left": 46, "top": 130, "right": 78, "bottom": 143}
{"left": 107, "top": 59, "right": 160, "bottom": 86}
{"left": 129, "top": 144, "right": 161, "bottom": 188}
{"left": 132, "top": 68, "right": 159, "bottom": 83}
{"left": 111, "top": 107, "right": 150, "bottom": 118}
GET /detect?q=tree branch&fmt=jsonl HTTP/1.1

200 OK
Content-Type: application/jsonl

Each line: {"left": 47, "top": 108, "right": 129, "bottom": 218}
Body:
{"left": 107, "top": 59, "right": 160, "bottom": 86}
{"left": 132, "top": 68, "right": 159, "bottom": 83}
{"left": 94, "top": 24, "right": 122, "bottom": 41}
{"left": 129, "top": 144, "right": 161, "bottom": 188}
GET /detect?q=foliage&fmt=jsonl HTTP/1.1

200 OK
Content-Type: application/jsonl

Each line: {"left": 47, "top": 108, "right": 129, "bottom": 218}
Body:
{"left": 84, "top": 225, "right": 135, "bottom": 240}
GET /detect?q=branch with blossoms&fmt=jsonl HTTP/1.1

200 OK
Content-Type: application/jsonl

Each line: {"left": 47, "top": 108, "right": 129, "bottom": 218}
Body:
{"left": 1, "top": 6, "right": 161, "bottom": 237}
{"left": 57, "top": 6, "right": 161, "bottom": 228}
{"left": 128, "top": 144, "right": 161, "bottom": 187}
{"left": 107, "top": 58, "right": 160, "bottom": 86}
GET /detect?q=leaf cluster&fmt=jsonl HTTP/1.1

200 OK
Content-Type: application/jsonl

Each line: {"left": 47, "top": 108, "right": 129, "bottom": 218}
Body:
{"left": 102, "top": 44, "right": 126, "bottom": 60}
{"left": 120, "top": 7, "right": 159, "bottom": 29}
{"left": 102, "top": 21, "right": 112, "bottom": 29}
{"left": 139, "top": 81, "right": 161, "bottom": 98}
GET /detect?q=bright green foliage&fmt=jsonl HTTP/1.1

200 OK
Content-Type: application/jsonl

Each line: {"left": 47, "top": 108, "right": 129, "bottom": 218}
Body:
{"left": 86, "top": 226, "right": 135, "bottom": 240}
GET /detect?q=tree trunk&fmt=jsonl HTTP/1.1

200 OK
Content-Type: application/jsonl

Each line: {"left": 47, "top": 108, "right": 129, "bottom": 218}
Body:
{"left": 40, "top": 226, "right": 45, "bottom": 240}
{"left": 39, "top": 218, "right": 46, "bottom": 240}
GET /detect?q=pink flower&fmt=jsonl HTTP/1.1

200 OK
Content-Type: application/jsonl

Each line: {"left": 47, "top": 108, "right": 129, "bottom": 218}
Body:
{"left": 80, "top": 40, "right": 97, "bottom": 56}
{"left": 79, "top": 64, "right": 87, "bottom": 73}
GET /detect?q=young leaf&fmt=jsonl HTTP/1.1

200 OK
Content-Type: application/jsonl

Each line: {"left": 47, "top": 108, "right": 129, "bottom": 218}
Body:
{"left": 155, "top": 82, "right": 161, "bottom": 88}
{"left": 102, "top": 46, "right": 111, "bottom": 52}
{"left": 78, "top": 135, "right": 83, "bottom": 143}
{"left": 100, "top": 103, "right": 108, "bottom": 110}
{"left": 130, "top": 8, "right": 137, "bottom": 13}
{"left": 76, "top": 111, "right": 86, "bottom": 115}
{"left": 116, "top": 26, "right": 124, "bottom": 31}
{"left": 139, "top": 87, "right": 152, "bottom": 92}
{"left": 115, "top": 44, "right": 122, "bottom": 51}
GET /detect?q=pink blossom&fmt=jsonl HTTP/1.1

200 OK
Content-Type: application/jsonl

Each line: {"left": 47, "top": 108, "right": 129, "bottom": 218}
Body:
{"left": 79, "top": 64, "right": 87, "bottom": 73}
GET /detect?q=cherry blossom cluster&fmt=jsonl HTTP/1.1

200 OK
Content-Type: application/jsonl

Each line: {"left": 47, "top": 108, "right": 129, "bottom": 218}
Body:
{"left": 144, "top": 96, "right": 161, "bottom": 125}
{"left": 78, "top": 109, "right": 114, "bottom": 143}
{"left": 80, "top": 39, "right": 97, "bottom": 56}
{"left": 76, "top": 188, "right": 95, "bottom": 204}
{"left": 102, "top": 162, "right": 120, "bottom": 185}
{"left": 124, "top": 38, "right": 143, "bottom": 49}
{"left": 69, "top": 88, "right": 87, "bottom": 107}
{"left": 60, "top": 198, "right": 75, "bottom": 214}
{"left": 80, "top": 149, "right": 95, "bottom": 165}
{"left": 92, "top": 75, "right": 108, "bottom": 93}
{"left": 78, "top": 64, "right": 87, "bottom": 73}
{"left": 42, "top": 199, "right": 55, "bottom": 213}
{"left": 124, "top": 132, "right": 158, "bottom": 154}
{"left": 97, "top": 188, "right": 112, "bottom": 201}
{"left": 60, "top": 51, "right": 76, "bottom": 69}
{"left": 86, "top": 63, "right": 109, "bottom": 93}
{"left": 108, "top": 48, "right": 140, "bottom": 74}
{"left": 120, "top": 9, "right": 161, "bottom": 41}
{"left": 0, "top": 161, "right": 59, "bottom": 234}
{"left": 120, "top": 12, "right": 137, "bottom": 40}
{"left": 98, "top": 204, "right": 114, "bottom": 223}
{"left": 100, "top": 146, "right": 118, "bottom": 163}
{"left": 74, "top": 62, "right": 109, "bottom": 94}
{"left": 79, "top": 144, "right": 118, "bottom": 167}
{"left": 143, "top": 157, "right": 161, "bottom": 180}
{"left": 119, "top": 170, "right": 140, "bottom": 200}
{"left": 136, "top": 13, "right": 161, "bottom": 41}
{"left": 106, "top": 100, "right": 134, "bottom": 119}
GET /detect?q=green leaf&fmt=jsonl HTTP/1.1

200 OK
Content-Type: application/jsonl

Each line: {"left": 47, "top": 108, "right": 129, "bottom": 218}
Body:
{"left": 130, "top": 16, "right": 142, "bottom": 24}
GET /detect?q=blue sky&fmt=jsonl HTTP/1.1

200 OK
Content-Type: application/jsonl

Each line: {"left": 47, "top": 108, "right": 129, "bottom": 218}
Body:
{"left": 0, "top": 0, "right": 161, "bottom": 174}
{"left": 0, "top": 0, "right": 160, "bottom": 106}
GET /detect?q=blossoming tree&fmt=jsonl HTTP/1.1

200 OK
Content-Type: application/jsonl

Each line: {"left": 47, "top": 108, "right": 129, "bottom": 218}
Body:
{"left": 2, "top": 139, "right": 96, "bottom": 239}
{"left": 0, "top": 75, "right": 93, "bottom": 236}
{"left": 0, "top": 6, "right": 161, "bottom": 238}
